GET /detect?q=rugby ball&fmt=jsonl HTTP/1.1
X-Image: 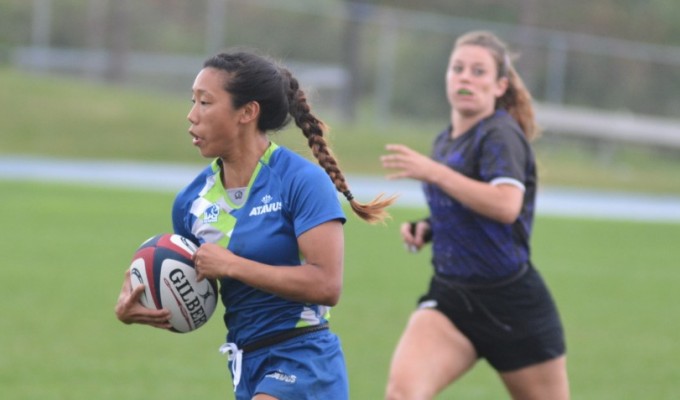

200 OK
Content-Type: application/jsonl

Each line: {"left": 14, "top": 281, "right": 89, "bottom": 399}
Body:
{"left": 129, "top": 233, "right": 218, "bottom": 333}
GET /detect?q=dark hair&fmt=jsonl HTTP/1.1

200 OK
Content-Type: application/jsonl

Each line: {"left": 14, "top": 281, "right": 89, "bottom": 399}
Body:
{"left": 203, "top": 51, "right": 395, "bottom": 223}
{"left": 454, "top": 31, "right": 540, "bottom": 141}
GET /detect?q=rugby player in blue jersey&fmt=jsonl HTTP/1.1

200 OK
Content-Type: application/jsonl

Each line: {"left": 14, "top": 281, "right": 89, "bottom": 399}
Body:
{"left": 381, "top": 31, "right": 570, "bottom": 400}
{"left": 116, "top": 50, "right": 394, "bottom": 400}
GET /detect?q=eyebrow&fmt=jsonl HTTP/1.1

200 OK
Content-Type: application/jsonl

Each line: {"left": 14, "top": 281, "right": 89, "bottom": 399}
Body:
{"left": 191, "top": 89, "right": 218, "bottom": 99}
{"left": 452, "top": 61, "right": 489, "bottom": 70}
{"left": 453, "top": 59, "right": 487, "bottom": 65}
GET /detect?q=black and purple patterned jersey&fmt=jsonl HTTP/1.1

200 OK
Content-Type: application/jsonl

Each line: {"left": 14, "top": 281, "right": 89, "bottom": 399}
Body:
{"left": 424, "top": 109, "right": 536, "bottom": 283}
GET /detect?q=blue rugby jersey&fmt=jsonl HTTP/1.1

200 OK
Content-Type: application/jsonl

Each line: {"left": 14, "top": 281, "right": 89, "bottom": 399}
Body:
{"left": 172, "top": 142, "right": 346, "bottom": 346}
{"left": 424, "top": 110, "right": 536, "bottom": 283}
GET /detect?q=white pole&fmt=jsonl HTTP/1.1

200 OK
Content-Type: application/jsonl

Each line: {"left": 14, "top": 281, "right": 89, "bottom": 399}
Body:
{"left": 206, "top": 0, "right": 227, "bottom": 54}
{"left": 31, "top": 0, "right": 52, "bottom": 48}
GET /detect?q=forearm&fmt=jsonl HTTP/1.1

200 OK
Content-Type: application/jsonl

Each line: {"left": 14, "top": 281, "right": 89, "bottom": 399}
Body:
{"left": 194, "top": 222, "right": 345, "bottom": 306}
{"left": 228, "top": 256, "right": 343, "bottom": 306}
{"left": 428, "top": 162, "right": 522, "bottom": 223}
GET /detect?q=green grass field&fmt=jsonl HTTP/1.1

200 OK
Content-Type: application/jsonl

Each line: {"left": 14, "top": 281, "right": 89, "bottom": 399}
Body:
{"left": 1, "top": 180, "right": 679, "bottom": 399}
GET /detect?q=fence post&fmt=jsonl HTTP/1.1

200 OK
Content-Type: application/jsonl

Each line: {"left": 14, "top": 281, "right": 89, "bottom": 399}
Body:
{"left": 31, "top": 0, "right": 52, "bottom": 49}
{"left": 374, "top": 9, "right": 398, "bottom": 128}
{"left": 545, "top": 35, "right": 568, "bottom": 104}
{"left": 206, "top": 0, "right": 227, "bottom": 55}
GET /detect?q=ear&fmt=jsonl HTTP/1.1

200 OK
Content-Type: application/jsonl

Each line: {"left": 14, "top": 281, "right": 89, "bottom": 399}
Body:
{"left": 494, "top": 76, "right": 509, "bottom": 99}
{"left": 239, "top": 101, "right": 260, "bottom": 125}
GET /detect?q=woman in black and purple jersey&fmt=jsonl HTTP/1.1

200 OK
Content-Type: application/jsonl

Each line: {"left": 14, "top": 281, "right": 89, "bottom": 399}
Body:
{"left": 381, "top": 30, "right": 570, "bottom": 400}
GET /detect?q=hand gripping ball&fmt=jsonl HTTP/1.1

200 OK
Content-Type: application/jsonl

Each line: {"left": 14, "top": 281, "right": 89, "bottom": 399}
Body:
{"left": 129, "top": 233, "right": 217, "bottom": 333}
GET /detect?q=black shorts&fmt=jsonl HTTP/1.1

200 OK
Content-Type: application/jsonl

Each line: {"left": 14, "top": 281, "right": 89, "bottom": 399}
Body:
{"left": 417, "top": 264, "right": 566, "bottom": 372}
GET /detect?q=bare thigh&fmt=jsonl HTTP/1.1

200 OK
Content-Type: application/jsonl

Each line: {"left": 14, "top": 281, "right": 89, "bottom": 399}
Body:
{"left": 385, "top": 308, "right": 478, "bottom": 400}
{"left": 253, "top": 394, "right": 277, "bottom": 400}
{"left": 500, "top": 355, "right": 570, "bottom": 400}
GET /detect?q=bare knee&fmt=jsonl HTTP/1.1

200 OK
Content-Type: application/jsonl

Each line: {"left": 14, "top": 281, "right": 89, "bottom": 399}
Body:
{"left": 385, "top": 375, "right": 436, "bottom": 400}
{"left": 500, "top": 355, "right": 570, "bottom": 400}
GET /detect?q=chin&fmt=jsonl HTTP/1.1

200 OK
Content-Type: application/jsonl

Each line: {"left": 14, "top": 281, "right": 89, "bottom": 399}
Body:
{"left": 456, "top": 107, "right": 481, "bottom": 117}
{"left": 197, "top": 148, "right": 217, "bottom": 159}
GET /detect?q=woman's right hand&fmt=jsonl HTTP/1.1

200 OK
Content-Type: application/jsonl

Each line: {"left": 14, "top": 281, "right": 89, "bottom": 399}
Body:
{"left": 400, "top": 220, "right": 431, "bottom": 253}
{"left": 381, "top": 144, "right": 439, "bottom": 182}
{"left": 114, "top": 269, "right": 172, "bottom": 329}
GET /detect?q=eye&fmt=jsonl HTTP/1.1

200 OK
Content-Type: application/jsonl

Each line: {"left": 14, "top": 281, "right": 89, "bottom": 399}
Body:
{"left": 452, "top": 65, "right": 464, "bottom": 74}
{"left": 471, "top": 67, "right": 486, "bottom": 77}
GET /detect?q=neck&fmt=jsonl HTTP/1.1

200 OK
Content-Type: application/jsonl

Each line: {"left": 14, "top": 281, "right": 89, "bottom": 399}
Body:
{"left": 450, "top": 109, "right": 495, "bottom": 138}
{"left": 220, "top": 134, "right": 270, "bottom": 189}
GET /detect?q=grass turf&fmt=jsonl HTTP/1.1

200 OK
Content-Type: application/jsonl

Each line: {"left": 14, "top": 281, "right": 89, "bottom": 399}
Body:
{"left": 1, "top": 180, "right": 679, "bottom": 399}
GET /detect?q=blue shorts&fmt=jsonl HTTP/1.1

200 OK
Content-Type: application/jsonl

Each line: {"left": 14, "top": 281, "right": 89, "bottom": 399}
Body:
{"left": 228, "top": 329, "right": 348, "bottom": 400}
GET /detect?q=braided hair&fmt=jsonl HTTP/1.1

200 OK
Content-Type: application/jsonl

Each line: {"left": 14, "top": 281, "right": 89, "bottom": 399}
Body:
{"left": 203, "top": 50, "right": 395, "bottom": 223}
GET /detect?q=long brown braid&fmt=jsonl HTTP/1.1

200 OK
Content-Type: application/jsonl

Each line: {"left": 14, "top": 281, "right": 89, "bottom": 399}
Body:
{"left": 282, "top": 69, "right": 396, "bottom": 224}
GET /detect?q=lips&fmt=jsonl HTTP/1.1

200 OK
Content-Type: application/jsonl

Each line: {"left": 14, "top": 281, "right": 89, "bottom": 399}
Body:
{"left": 189, "top": 131, "right": 202, "bottom": 146}
{"left": 457, "top": 88, "right": 472, "bottom": 96}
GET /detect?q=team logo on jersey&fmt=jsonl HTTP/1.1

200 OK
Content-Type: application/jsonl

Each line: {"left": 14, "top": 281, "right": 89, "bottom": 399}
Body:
{"left": 249, "top": 194, "right": 282, "bottom": 216}
{"left": 203, "top": 204, "right": 220, "bottom": 223}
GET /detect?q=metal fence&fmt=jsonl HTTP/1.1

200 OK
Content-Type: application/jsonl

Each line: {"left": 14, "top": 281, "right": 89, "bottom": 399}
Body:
{"left": 14, "top": 0, "right": 680, "bottom": 147}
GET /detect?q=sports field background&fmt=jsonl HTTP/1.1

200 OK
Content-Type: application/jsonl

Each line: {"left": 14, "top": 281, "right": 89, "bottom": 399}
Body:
{"left": 1, "top": 69, "right": 680, "bottom": 399}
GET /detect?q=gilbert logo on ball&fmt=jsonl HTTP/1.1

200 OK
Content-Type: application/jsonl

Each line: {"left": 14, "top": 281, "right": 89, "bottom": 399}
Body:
{"left": 129, "top": 233, "right": 218, "bottom": 333}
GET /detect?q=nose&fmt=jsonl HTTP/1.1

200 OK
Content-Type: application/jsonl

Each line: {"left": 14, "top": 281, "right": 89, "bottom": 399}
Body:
{"left": 187, "top": 103, "right": 197, "bottom": 124}
{"left": 458, "top": 68, "right": 472, "bottom": 81}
